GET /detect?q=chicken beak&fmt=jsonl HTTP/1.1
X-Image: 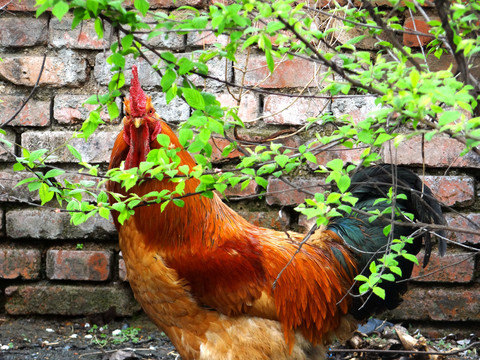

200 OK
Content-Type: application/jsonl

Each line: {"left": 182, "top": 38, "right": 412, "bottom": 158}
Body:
{"left": 134, "top": 118, "right": 142, "bottom": 128}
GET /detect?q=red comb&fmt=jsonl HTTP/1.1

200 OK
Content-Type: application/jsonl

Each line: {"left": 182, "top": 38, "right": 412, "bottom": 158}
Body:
{"left": 129, "top": 65, "right": 146, "bottom": 117}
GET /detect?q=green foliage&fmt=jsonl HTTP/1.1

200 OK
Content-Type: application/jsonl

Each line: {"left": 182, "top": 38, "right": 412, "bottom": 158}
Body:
{"left": 25, "top": 0, "right": 480, "bottom": 300}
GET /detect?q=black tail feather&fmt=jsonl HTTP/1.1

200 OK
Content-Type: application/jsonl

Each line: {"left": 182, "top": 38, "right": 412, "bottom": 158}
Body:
{"left": 328, "top": 164, "right": 446, "bottom": 320}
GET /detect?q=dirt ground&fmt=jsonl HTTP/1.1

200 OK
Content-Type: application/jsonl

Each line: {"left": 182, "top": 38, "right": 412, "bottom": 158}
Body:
{"left": 0, "top": 314, "right": 178, "bottom": 360}
{"left": 0, "top": 315, "right": 478, "bottom": 360}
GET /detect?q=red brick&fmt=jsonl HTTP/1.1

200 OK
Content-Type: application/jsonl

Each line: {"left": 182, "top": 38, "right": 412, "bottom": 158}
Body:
{"left": 0, "top": 95, "right": 50, "bottom": 127}
{"left": 381, "top": 136, "right": 480, "bottom": 168}
{"left": 46, "top": 249, "right": 112, "bottom": 281}
{"left": 446, "top": 213, "right": 480, "bottom": 245}
{"left": 216, "top": 93, "right": 259, "bottom": 122}
{"left": 0, "top": 248, "right": 41, "bottom": 280}
{"left": 236, "top": 54, "right": 320, "bottom": 89}
{"left": 412, "top": 250, "right": 475, "bottom": 283}
{"left": 0, "top": 0, "right": 37, "bottom": 11}
{"left": 53, "top": 94, "right": 120, "bottom": 124}
{"left": 263, "top": 95, "right": 328, "bottom": 125}
{"left": 0, "top": 55, "right": 87, "bottom": 87}
{"left": 386, "top": 285, "right": 480, "bottom": 321}
{"left": 0, "top": 16, "right": 47, "bottom": 47}
{"left": 313, "top": 144, "right": 365, "bottom": 166}
{"left": 423, "top": 175, "right": 475, "bottom": 207}
{"left": 209, "top": 137, "right": 243, "bottom": 162}
{"left": 49, "top": 14, "right": 112, "bottom": 50}
{"left": 236, "top": 208, "right": 290, "bottom": 231}
{"left": 223, "top": 181, "right": 258, "bottom": 198}
{"left": 266, "top": 177, "right": 326, "bottom": 206}
{"left": 5, "top": 284, "right": 141, "bottom": 316}
{"left": 403, "top": 17, "right": 435, "bottom": 47}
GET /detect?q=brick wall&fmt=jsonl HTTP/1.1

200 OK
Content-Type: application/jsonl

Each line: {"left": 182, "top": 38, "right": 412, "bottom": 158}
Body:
{"left": 0, "top": 0, "right": 479, "bottom": 333}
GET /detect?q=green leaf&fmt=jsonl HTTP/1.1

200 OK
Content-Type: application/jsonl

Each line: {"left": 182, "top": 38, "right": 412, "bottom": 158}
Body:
{"left": 134, "top": 0, "right": 150, "bottom": 16}
{"left": 402, "top": 253, "right": 419, "bottom": 265}
{"left": 157, "top": 134, "right": 171, "bottom": 148}
{"left": 94, "top": 18, "right": 103, "bottom": 39}
{"left": 52, "top": 1, "right": 69, "bottom": 21}
{"left": 255, "top": 176, "right": 268, "bottom": 189}
{"left": 98, "top": 206, "right": 110, "bottom": 220}
{"left": 337, "top": 175, "right": 351, "bottom": 193}
{"left": 39, "top": 183, "right": 55, "bottom": 205}
{"left": 121, "top": 34, "right": 134, "bottom": 49}
{"left": 161, "top": 69, "right": 177, "bottom": 92}
{"left": 182, "top": 88, "right": 205, "bottom": 110}
{"left": 372, "top": 286, "right": 386, "bottom": 299}
{"left": 274, "top": 154, "right": 289, "bottom": 168}
{"left": 44, "top": 168, "right": 65, "bottom": 178}
{"left": 107, "top": 101, "right": 120, "bottom": 119}
{"left": 381, "top": 273, "right": 396, "bottom": 282}
{"left": 172, "top": 198, "right": 185, "bottom": 207}
{"left": 67, "top": 144, "right": 83, "bottom": 161}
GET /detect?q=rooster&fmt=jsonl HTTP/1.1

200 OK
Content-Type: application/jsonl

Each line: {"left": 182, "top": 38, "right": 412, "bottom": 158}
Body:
{"left": 107, "top": 65, "right": 445, "bottom": 360}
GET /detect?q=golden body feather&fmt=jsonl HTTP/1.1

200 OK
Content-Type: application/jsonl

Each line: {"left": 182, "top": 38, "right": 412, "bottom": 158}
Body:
{"left": 108, "top": 66, "right": 444, "bottom": 359}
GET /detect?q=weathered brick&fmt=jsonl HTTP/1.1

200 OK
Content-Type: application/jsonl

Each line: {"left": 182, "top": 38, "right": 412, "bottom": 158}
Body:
{"left": 266, "top": 177, "right": 326, "bottom": 206}
{"left": 0, "top": 95, "right": 50, "bottom": 127}
{"left": 263, "top": 95, "right": 328, "bottom": 125}
{"left": 386, "top": 285, "right": 480, "bottom": 321}
{"left": 186, "top": 31, "right": 229, "bottom": 47}
{"left": 403, "top": 16, "right": 435, "bottom": 47}
{"left": 53, "top": 94, "right": 121, "bottom": 124}
{"left": 216, "top": 93, "right": 259, "bottom": 122}
{"left": 0, "top": 170, "right": 37, "bottom": 203}
{"left": 0, "top": 248, "right": 41, "bottom": 280}
{"left": 331, "top": 95, "right": 379, "bottom": 122}
{"left": 190, "top": 55, "right": 232, "bottom": 91}
{"left": 5, "top": 284, "right": 141, "bottom": 316}
{"left": 0, "top": 128, "right": 16, "bottom": 161}
{"left": 21, "top": 130, "right": 117, "bottom": 163}
{"left": 423, "top": 175, "right": 475, "bottom": 207}
{"left": 446, "top": 213, "right": 480, "bottom": 245}
{"left": 6, "top": 209, "right": 116, "bottom": 240}
{"left": 0, "top": 0, "right": 37, "bottom": 11}
{"left": 119, "top": 257, "right": 127, "bottom": 281}
{"left": 0, "top": 16, "right": 47, "bottom": 47}
{"left": 49, "top": 14, "right": 112, "bottom": 50}
{"left": 46, "top": 249, "right": 112, "bottom": 281}
{"left": 412, "top": 250, "right": 475, "bottom": 283}
{"left": 236, "top": 54, "right": 320, "bottom": 88}
{"left": 0, "top": 53, "right": 87, "bottom": 87}
{"left": 149, "top": 92, "right": 191, "bottom": 123}
{"left": 0, "top": 208, "right": 3, "bottom": 235}
{"left": 137, "top": 14, "right": 185, "bottom": 50}
{"left": 381, "top": 136, "right": 480, "bottom": 168}
{"left": 209, "top": 137, "right": 243, "bottom": 162}
{"left": 236, "top": 208, "right": 290, "bottom": 231}
{"left": 95, "top": 54, "right": 161, "bottom": 88}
